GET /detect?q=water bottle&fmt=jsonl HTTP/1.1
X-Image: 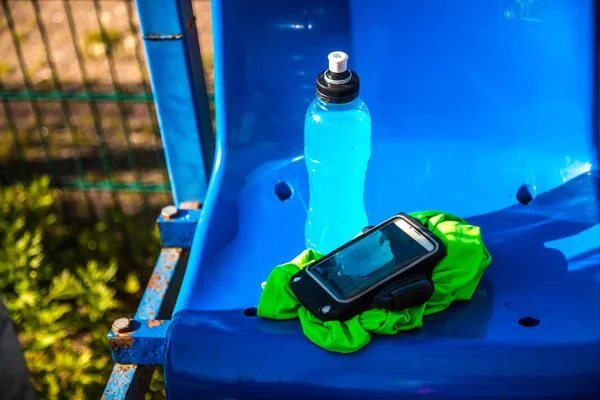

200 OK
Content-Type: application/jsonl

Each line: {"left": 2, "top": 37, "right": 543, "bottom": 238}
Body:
{"left": 304, "top": 51, "right": 371, "bottom": 254}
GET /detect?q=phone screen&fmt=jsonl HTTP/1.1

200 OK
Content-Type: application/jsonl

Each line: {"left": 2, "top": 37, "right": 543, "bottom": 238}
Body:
{"left": 307, "top": 218, "right": 435, "bottom": 301}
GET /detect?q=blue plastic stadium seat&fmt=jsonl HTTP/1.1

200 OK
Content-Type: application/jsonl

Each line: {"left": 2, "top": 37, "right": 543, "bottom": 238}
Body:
{"left": 166, "top": 1, "right": 600, "bottom": 398}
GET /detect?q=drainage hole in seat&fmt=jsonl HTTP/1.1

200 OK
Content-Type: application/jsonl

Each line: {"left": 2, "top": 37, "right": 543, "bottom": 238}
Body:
{"left": 516, "top": 184, "right": 537, "bottom": 205}
{"left": 518, "top": 316, "right": 540, "bottom": 327}
{"left": 243, "top": 307, "right": 258, "bottom": 317}
{"left": 274, "top": 181, "right": 293, "bottom": 201}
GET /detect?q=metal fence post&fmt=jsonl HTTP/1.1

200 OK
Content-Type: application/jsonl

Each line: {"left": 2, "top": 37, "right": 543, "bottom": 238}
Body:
{"left": 135, "top": 0, "right": 214, "bottom": 206}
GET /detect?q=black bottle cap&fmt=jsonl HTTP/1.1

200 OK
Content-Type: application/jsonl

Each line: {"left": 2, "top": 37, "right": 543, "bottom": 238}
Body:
{"left": 316, "top": 70, "right": 360, "bottom": 104}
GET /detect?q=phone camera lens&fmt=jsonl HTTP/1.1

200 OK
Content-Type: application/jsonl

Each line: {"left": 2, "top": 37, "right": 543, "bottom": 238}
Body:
{"left": 292, "top": 276, "right": 301, "bottom": 283}
{"left": 320, "top": 305, "right": 331, "bottom": 314}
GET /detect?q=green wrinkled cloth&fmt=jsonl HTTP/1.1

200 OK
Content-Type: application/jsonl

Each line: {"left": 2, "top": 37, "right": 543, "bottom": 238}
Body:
{"left": 257, "top": 211, "right": 491, "bottom": 353}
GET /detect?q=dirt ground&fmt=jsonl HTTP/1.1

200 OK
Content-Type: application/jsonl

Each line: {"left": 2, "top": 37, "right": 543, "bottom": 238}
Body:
{"left": 0, "top": 0, "right": 214, "bottom": 217}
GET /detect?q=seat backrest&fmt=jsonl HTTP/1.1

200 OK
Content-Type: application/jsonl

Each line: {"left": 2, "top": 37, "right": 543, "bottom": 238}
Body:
{"left": 212, "top": 0, "right": 597, "bottom": 222}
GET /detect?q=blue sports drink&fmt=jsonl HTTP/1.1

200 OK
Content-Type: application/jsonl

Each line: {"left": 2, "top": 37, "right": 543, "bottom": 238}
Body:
{"left": 304, "top": 51, "right": 371, "bottom": 254}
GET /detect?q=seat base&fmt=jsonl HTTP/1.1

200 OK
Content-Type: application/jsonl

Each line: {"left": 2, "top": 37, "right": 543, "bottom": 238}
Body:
{"left": 166, "top": 157, "right": 600, "bottom": 399}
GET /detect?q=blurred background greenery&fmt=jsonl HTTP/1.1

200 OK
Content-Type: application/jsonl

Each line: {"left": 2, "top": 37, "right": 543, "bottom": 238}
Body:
{"left": 0, "top": 177, "right": 163, "bottom": 399}
{"left": 0, "top": 0, "right": 214, "bottom": 398}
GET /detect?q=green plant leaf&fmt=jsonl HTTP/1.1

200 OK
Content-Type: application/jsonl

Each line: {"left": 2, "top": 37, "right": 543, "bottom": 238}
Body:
{"left": 125, "top": 272, "right": 141, "bottom": 294}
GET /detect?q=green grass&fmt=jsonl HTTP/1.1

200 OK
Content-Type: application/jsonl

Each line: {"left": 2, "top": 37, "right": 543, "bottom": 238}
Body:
{"left": 0, "top": 177, "right": 166, "bottom": 399}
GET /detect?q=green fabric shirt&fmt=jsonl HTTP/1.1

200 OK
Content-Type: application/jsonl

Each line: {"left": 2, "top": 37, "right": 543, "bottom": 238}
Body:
{"left": 257, "top": 211, "right": 491, "bottom": 353}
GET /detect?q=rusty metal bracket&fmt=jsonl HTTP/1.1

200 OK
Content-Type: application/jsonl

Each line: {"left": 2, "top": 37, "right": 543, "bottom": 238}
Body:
{"left": 109, "top": 320, "right": 170, "bottom": 365}
{"left": 102, "top": 364, "right": 147, "bottom": 400}
{"left": 143, "top": 32, "right": 184, "bottom": 41}
{"left": 143, "top": 15, "right": 196, "bottom": 41}
{"left": 157, "top": 207, "right": 201, "bottom": 248}
{"left": 102, "top": 247, "right": 188, "bottom": 399}
{"left": 138, "top": 248, "right": 186, "bottom": 320}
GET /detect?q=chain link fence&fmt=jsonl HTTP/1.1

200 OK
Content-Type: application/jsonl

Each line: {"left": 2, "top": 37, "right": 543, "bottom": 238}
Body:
{"left": 0, "top": 0, "right": 213, "bottom": 222}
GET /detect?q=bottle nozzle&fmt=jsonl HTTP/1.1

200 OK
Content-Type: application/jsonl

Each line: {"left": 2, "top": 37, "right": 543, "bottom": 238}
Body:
{"left": 328, "top": 51, "right": 348, "bottom": 73}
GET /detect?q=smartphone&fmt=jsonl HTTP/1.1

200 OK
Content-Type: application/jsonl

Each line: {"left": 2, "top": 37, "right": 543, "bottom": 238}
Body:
{"left": 290, "top": 213, "right": 445, "bottom": 321}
